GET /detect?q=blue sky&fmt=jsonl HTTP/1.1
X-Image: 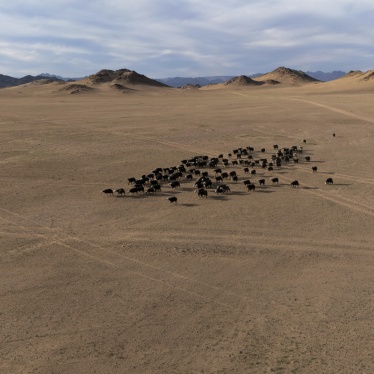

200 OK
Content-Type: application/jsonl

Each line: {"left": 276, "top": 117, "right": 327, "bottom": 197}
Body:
{"left": 1, "top": 0, "right": 373, "bottom": 78}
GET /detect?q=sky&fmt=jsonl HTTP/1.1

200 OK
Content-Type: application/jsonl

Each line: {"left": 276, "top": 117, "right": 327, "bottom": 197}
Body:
{"left": 1, "top": 0, "right": 373, "bottom": 78}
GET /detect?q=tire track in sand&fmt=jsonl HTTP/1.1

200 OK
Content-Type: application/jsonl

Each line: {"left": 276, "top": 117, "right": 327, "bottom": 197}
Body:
{"left": 296, "top": 163, "right": 374, "bottom": 186}
{"left": 120, "top": 226, "right": 374, "bottom": 255}
{"left": 88, "top": 128, "right": 220, "bottom": 157}
{"left": 281, "top": 97, "right": 374, "bottom": 124}
{"left": 0, "top": 207, "right": 240, "bottom": 308}
{"left": 275, "top": 172, "right": 374, "bottom": 218}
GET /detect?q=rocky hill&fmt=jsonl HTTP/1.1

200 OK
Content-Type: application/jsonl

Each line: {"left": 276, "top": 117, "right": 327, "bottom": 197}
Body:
{"left": 0, "top": 74, "right": 62, "bottom": 88}
{"left": 85, "top": 69, "right": 169, "bottom": 87}
{"left": 224, "top": 75, "right": 263, "bottom": 86}
{"left": 256, "top": 67, "right": 319, "bottom": 84}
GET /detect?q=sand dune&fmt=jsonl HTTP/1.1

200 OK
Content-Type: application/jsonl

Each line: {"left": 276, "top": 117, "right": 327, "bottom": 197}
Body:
{"left": 1, "top": 69, "right": 374, "bottom": 374}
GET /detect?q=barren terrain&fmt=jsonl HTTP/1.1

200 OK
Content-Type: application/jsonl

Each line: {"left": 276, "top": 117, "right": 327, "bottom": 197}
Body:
{"left": 1, "top": 80, "right": 373, "bottom": 373}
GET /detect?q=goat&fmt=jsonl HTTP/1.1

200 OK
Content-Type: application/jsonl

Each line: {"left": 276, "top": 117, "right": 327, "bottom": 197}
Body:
{"left": 247, "top": 184, "right": 256, "bottom": 192}
{"left": 114, "top": 188, "right": 125, "bottom": 196}
{"left": 194, "top": 182, "right": 204, "bottom": 189}
{"left": 196, "top": 188, "right": 208, "bottom": 198}
{"left": 291, "top": 180, "right": 300, "bottom": 188}
{"left": 215, "top": 185, "right": 230, "bottom": 194}
{"left": 325, "top": 178, "right": 334, "bottom": 185}
{"left": 153, "top": 184, "right": 162, "bottom": 192}
{"left": 134, "top": 185, "right": 144, "bottom": 192}
{"left": 169, "top": 181, "right": 180, "bottom": 189}
{"left": 203, "top": 179, "right": 213, "bottom": 188}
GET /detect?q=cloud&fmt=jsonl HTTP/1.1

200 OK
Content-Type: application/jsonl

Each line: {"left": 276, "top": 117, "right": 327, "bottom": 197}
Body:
{"left": 0, "top": 0, "right": 373, "bottom": 77}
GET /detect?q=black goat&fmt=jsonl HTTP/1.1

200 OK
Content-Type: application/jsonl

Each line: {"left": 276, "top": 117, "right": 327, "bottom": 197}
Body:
{"left": 114, "top": 188, "right": 125, "bottom": 196}
{"left": 325, "top": 178, "right": 334, "bottom": 185}
{"left": 291, "top": 180, "right": 300, "bottom": 188}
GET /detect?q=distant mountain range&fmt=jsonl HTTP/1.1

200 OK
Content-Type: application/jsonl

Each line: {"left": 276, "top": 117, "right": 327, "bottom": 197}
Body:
{"left": 39, "top": 73, "right": 83, "bottom": 81}
{"left": 0, "top": 70, "right": 346, "bottom": 89}
{"left": 0, "top": 73, "right": 80, "bottom": 88}
{"left": 157, "top": 71, "right": 346, "bottom": 87}
{"left": 156, "top": 74, "right": 262, "bottom": 87}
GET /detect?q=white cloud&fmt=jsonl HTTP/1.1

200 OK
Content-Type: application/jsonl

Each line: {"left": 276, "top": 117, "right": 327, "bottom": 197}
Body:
{"left": 0, "top": 0, "right": 373, "bottom": 77}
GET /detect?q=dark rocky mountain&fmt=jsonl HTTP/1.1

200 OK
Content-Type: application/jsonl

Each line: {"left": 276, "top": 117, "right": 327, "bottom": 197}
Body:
{"left": 0, "top": 74, "right": 19, "bottom": 88}
{"left": 224, "top": 75, "right": 263, "bottom": 86}
{"left": 256, "top": 67, "right": 320, "bottom": 84}
{"left": 86, "top": 69, "right": 169, "bottom": 87}
{"left": 0, "top": 74, "right": 63, "bottom": 88}
{"left": 39, "top": 73, "right": 81, "bottom": 82}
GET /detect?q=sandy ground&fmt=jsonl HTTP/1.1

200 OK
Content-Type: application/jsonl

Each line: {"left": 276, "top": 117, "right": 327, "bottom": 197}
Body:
{"left": 1, "top": 81, "right": 374, "bottom": 373}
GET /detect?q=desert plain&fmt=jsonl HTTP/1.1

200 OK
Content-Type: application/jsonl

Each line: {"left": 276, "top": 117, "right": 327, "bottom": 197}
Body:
{"left": 1, "top": 72, "right": 374, "bottom": 373}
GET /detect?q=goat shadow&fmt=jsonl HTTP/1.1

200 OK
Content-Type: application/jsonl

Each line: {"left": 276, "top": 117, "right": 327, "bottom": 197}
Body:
{"left": 230, "top": 191, "right": 247, "bottom": 196}
{"left": 209, "top": 195, "right": 229, "bottom": 200}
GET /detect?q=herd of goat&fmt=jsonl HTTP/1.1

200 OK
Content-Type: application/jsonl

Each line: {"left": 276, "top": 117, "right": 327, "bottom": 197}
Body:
{"left": 102, "top": 140, "right": 335, "bottom": 203}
